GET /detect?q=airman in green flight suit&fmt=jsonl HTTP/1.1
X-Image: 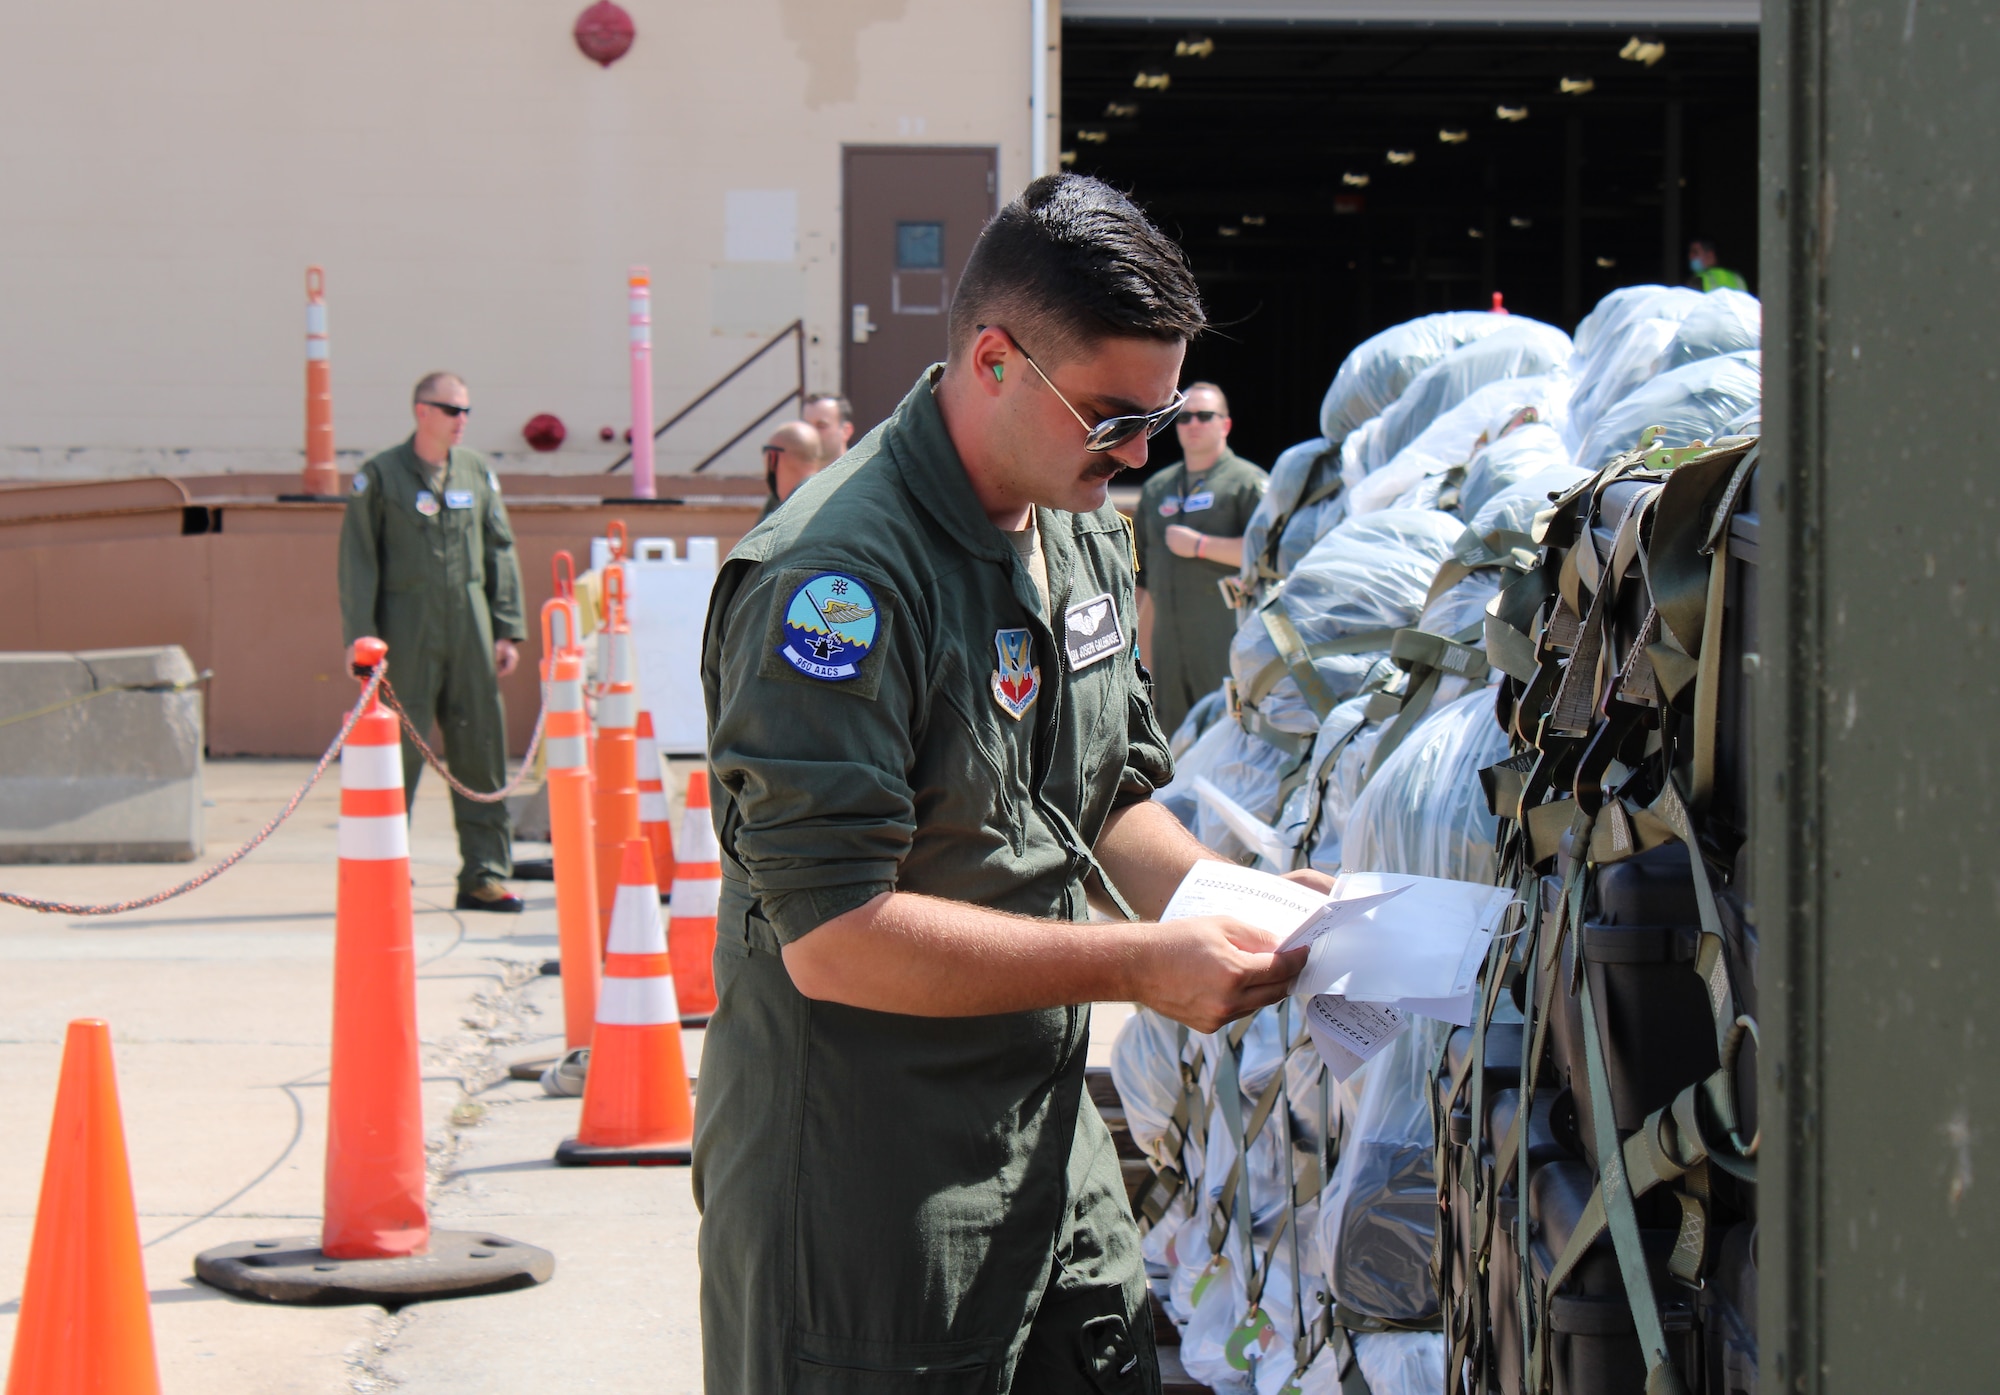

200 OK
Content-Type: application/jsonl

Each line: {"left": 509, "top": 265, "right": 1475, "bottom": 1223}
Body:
{"left": 338, "top": 371, "right": 526, "bottom": 912}
{"left": 694, "top": 175, "right": 1330, "bottom": 1394}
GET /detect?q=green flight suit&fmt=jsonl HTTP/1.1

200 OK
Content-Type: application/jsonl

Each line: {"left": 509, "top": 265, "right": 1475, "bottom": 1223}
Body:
{"left": 694, "top": 367, "right": 1174, "bottom": 1395}
{"left": 1698, "top": 265, "right": 1749, "bottom": 293}
{"left": 1132, "top": 449, "right": 1268, "bottom": 737}
{"left": 337, "top": 438, "right": 525, "bottom": 893}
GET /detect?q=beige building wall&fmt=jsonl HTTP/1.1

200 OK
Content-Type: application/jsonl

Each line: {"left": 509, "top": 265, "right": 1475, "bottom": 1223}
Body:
{"left": 0, "top": 0, "right": 1052, "bottom": 480}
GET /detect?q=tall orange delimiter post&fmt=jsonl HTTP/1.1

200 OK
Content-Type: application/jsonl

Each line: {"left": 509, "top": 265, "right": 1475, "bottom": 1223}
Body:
{"left": 302, "top": 266, "right": 337, "bottom": 497}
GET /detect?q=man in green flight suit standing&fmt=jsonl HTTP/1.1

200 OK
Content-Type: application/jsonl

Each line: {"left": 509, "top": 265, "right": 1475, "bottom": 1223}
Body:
{"left": 338, "top": 371, "right": 527, "bottom": 913}
{"left": 1133, "top": 382, "right": 1267, "bottom": 736}
{"left": 695, "top": 174, "right": 1327, "bottom": 1394}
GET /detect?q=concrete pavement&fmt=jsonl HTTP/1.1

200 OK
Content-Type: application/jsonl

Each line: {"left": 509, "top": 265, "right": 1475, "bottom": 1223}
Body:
{"left": 0, "top": 754, "right": 1140, "bottom": 1393}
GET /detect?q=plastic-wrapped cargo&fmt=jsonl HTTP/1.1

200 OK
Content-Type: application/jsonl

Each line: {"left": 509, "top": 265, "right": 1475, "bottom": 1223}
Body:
{"left": 1318, "top": 311, "right": 1519, "bottom": 444}
{"left": 1240, "top": 438, "right": 1350, "bottom": 590}
{"left": 1230, "top": 510, "right": 1463, "bottom": 739}
{"left": 1466, "top": 461, "right": 1592, "bottom": 542}
{"left": 1574, "top": 349, "right": 1762, "bottom": 474}
{"left": 1563, "top": 284, "right": 1707, "bottom": 449}
{"left": 1341, "top": 321, "right": 1574, "bottom": 483}
{"left": 1111, "top": 1006, "right": 1187, "bottom": 1166}
{"left": 1352, "top": 1332, "right": 1448, "bottom": 1395}
{"left": 1457, "top": 422, "right": 1580, "bottom": 523}
{"left": 1155, "top": 719, "right": 1298, "bottom": 861}
{"left": 1347, "top": 373, "right": 1573, "bottom": 518}
{"left": 1339, "top": 686, "right": 1512, "bottom": 886}
{"left": 1297, "top": 699, "right": 1386, "bottom": 874}
{"left": 1314, "top": 1014, "right": 1454, "bottom": 1325}
{"left": 1170, "top": 686, "right": 1230, "bottom": 761}
{"left": 1724, "top": 402, "right": 1762, "bottom": 437}
{"left": 1659, "top": 287, "right": 1761, "bottom": 372}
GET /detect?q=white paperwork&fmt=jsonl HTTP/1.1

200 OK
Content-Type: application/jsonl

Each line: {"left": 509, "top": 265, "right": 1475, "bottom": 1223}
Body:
{"left": 1159, "top": 861, "right": 1516, "bottom": 1080}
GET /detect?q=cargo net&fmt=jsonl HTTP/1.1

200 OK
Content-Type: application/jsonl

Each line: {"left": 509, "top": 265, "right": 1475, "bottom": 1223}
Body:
{"left": 0, "top": 662, "right": 546, "bottom": 917}
{"left": 1111, "top": 287, "right": 1762, "bottom": 1395}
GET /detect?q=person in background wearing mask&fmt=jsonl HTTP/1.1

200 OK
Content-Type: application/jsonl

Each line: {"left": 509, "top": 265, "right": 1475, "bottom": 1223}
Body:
{"left": 1689, "top": 238, "right": 1749, "bottom": 292}
{"left": 755, "top": 420, "right": 826, "bottom": 522}
{"left": 1133, "top": 381, "right": 1267, "bottom": 737}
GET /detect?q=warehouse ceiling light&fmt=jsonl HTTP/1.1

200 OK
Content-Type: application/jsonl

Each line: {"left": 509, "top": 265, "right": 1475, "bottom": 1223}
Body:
{"left": 1104, "top": 101, "right": 1139, "bottom": 118}
{"left": 1497, "top": 105, "right": 1529, "bottom": 122}
{"left": 1076, "top": 129, "right": 1109, "bottom": 144}
{"left": 1342, "top": 172, "right": 1371, "bottom": 187}
{"left": 1134, "top": 70, "right": 1171, "bottom": 90}
{"left": 1059, "top": 150, "right": 1078, "bottom": 167}
{"left": 1560, "top": 76, "right": 1596, "bottom": 95}
{"left": 1468, "top": 227, "right": 1485, "bottom": 239}
{"left": 1510, "top": 215, "right": 1533, "bottom": 228}
{"left": 1386, "top": 150, "right": 1416, "bottom": 166}
{"left": 1175, "top": 35, "right": 1216, "bottom": 58}
{"left": 1241, "top": 214, "right": 1266, "bottom": 226}
{"left": 1218, "top": 225, "right": 1240, "bottom": 237}
{"left": 1596, "top": 255, "right": 1618, "bottom": 267}
{"left": 1439, "top": 128, "right": 1469, "bottom": 144}
{"left": 1620, "top": 36, "right": 1667, "bottom": 66}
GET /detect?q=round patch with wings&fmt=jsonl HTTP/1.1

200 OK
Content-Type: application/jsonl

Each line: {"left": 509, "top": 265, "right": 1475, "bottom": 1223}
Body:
{"left": 775, "top": 572, "right": 879, "bottom": 681}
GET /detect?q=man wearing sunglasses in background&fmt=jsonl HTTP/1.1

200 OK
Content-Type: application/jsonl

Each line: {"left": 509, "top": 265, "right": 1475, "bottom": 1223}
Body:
{"left": 697, "top": 174, "right": 1325, "bottom": 1393}
{"left": 754, "top": 419, "right": 827, "bottom": 522}
{"left": 338, "top": 371, "right": 526, "bottom": 913}
{"left": 1133, "top": 382, "right": 1267, "bottom": 737}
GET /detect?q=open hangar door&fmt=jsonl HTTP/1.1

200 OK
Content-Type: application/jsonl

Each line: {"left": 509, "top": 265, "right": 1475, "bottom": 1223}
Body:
{"left": 1059, "top": 12, "right": 1758, "bottom": 470}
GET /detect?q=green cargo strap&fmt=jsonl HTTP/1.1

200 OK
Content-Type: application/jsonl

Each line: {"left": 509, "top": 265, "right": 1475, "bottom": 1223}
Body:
{"left": 1238, "top": 704, "right": 1312, "bottom": 761}
{"left": 1206, "top": 1053, "right": 1290, "bottom": 1256}
{"left": 1135, "top": 1024, "right": 1199, "bottom": 1228}
{"left": 1244, "top": 607, "right": 1398, "bottom": 717}
{"left": 1362, "top": 621, "right": 1490, "bottom": 783}
{"left": 1256, "top": 463, "right": 1346, "bottom": 582}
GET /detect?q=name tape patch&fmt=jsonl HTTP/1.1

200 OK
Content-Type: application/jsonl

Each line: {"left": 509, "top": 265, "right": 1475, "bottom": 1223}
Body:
{"left": 1062, "top": 591, "right": 1125, "bottom": 672}
{"left": 444, "top": 489, "right": 475, "bottom": 510}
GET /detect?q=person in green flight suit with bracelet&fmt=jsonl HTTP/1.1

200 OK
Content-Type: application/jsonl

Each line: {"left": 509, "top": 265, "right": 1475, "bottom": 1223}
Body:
{"left": 337, "top": 371, "right": 527, "bottom": 913}
{"left": 1133, "top": 382, "right": 1267, "bottom": 737}
{"left": 693, "top": 174, "right": 1330, "bottom": 1395}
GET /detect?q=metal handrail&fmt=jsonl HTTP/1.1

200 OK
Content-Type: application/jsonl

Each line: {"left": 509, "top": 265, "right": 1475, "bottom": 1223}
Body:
{"left": 605, "top": 319, "right": 807, "bottom": 474}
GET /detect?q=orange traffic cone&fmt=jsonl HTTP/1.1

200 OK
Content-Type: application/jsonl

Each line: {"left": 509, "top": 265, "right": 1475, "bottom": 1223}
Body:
{"left": 195, "top": 640, "right": 554, "bottom": 1306}
{"left": 592, "top": 566, "right": 642, "bottom": 951}
{"left": 555, "top": 840, "right": 694, "bottom": 1166}
{"left": 634, "top": 710, "right": 676, "bottom": 896}
{"left": 5, "top": 1019, "right": 161, "bottom": 1395}
{"left": 668, "top": 770, "right": 721, "bottom": 1024}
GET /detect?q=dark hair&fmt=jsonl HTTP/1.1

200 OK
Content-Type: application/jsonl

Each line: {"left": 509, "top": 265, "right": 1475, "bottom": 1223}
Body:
{"left": 948, "top": 174, "right": 1204, "bottom": 364}
{"left": 804, "top": 393, "right": 853, "bottom": 424}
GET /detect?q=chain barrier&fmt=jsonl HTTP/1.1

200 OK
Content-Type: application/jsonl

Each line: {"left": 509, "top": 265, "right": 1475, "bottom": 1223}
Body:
{"left": 0, "top": 669, "right": 386, "bottom": 917}
{"left": 379, "top": 678, "right": 547, "bottom": 805}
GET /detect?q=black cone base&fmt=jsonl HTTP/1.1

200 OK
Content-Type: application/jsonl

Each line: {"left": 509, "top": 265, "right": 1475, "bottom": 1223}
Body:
{"left": 554, "top": 1135, "right": 691, "bottom": 1167}
{"left": 507, "top": 1054, "right": 561, "bottom": 1081}
{"left": 194, "top": 1230, "right": 553, "bottom": 1306}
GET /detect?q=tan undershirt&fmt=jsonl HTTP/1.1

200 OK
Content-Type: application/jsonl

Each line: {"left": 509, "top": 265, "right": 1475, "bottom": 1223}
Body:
{"left": 1004, "top": 514, "right": 1051, "bottom": 616}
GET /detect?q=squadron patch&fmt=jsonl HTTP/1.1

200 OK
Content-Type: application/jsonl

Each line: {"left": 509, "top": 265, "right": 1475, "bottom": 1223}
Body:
{"left": 991, "top": 628, "right": 1040, "bottom": 719}
{"left": 776, "top": 572, "right": 879, "bottom": 681}
{"left": 1157, "top": 498, "right": 1180, "bottom": 518}
{"left": 414, "top": 490, "right": 440, "bottom": 517}
{"left": 1062, "top": 591, "right": 1125, "bottom": 672}
{"left": 351, "top": 472, "right": 368, "bottom": 494}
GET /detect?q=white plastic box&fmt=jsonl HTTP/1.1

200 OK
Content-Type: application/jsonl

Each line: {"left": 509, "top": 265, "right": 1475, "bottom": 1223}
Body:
{"left": 593, "top": 536, "right": 720, "bottom": 755}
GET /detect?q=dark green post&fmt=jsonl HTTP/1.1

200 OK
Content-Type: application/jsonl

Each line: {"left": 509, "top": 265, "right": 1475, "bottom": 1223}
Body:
{"left": 1763, "top": 0, "right": 2000, "bottom": 1388}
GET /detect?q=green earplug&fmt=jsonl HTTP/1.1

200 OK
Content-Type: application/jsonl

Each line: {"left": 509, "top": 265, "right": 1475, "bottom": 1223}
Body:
{"left": 993, "top": 364, "right": 1004, "bottom": 382}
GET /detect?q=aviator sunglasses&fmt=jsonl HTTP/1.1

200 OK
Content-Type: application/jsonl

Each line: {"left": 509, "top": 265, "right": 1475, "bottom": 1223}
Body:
{"left": 983, "top": 326, "right": 1185, "bottom": 452}
{"left": 419, "top": 401, "right": 471, "bottom": 418}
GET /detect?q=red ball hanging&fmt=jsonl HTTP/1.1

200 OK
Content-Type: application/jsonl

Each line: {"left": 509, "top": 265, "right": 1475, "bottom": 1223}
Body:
{"left": 573, "top": 2, "right": 635, "bottom": 67}
{"left": 523, "top": 414, "right": 568, "bottom": 452}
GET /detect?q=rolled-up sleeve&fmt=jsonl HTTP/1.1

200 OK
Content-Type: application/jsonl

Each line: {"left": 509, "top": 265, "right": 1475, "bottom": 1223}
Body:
{"left": 702, "top": 558, "right": 922, "bottom": 944}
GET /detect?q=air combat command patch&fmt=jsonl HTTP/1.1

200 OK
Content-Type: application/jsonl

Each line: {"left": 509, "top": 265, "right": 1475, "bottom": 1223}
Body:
{"left": 991, "top": 627, "right": 1040, "bottom": 719}
{"left": 776, "top": 572, "right": 879, "bottom": 681}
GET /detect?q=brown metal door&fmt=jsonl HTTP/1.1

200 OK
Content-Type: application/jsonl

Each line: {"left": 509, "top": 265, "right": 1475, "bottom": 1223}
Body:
{"left": 842, "top": 146, "right": 998, "bottom": 434}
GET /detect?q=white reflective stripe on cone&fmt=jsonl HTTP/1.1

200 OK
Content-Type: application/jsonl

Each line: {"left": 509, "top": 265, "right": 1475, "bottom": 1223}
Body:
{"left": 598, "top": 975, "right": 680, "bottom": 1026}
{"left": 342, "top": 741, "right": 404, "bottom": 790}
{"left": 598, "top": 691, "right": 636, "bottom": 728}
{"left": 678, "top": 817, "right": 721, "bottom": 862}
{"left": 638, "top": 792, "right": 670, "bottom": 820}
{"left": 549, "top": 678, "right": 585, "bottom": 711}
{"left": 670, "top": 876, "right": 721, "bottom": 918}
{"left": 340, "top": 814, "right": 410, "bottom": 861}
{"left": 546, "top": 734, "right": 588, "bottom": 770}
{"left": 607, "top": 886, "right": 669, "bottom": 954}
